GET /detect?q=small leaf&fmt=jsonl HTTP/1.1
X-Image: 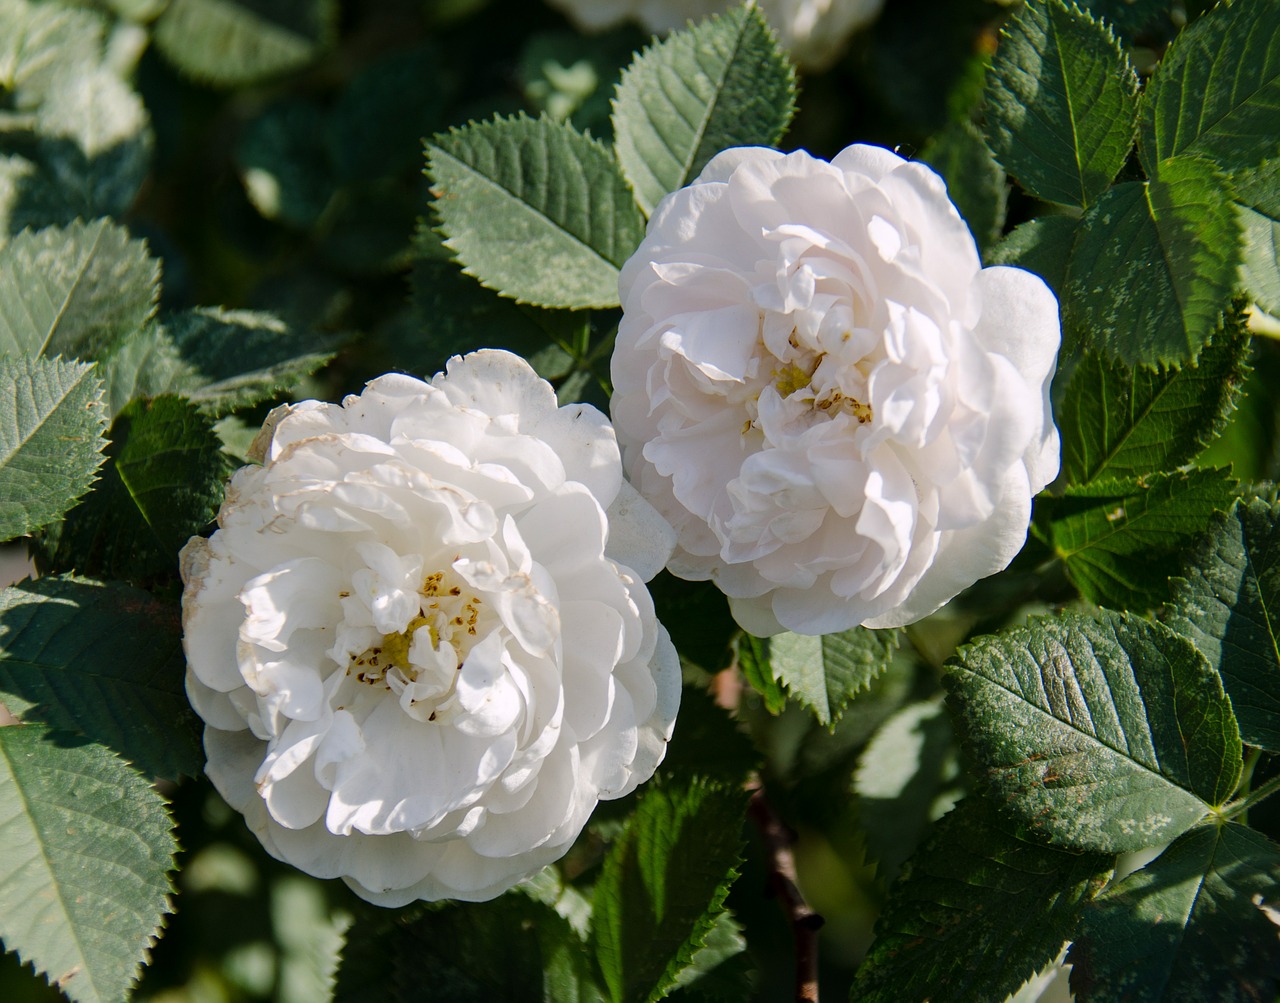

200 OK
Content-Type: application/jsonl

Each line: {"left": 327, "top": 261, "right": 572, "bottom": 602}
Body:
{"left": 1036, "top": 466, "right": 1238, "bottom": 611}
{"left": 152, "top": 0, "right": 338, "bottom": 88}
{"left": 1063, "top": 156, "right": 1241, "bottom": 368}
{"left": 0, "top": 219, "right": 158, "bottom": 360}
{"left": 1070, "top": 823, "right": 1280, "bottom": 1002}
{"left": 0, "top": 576, "right": 201, "bottom": 779}
{"left": 753, "top": 627, "right": 900, "bottom": 727}
{"left": 610, "top": 4, "right": 796, "bottom": 215}
{"left": 0, "top": 356, "right": 106, "bottom": 542}
{"left": 42, "top": 395, "right": 227, "bottom": 581}
{"left": 849, "top": 797, "right": 1111, "bottom": 1003}
{"left": 985, "top": 214, "right": 1079, "bottom": 297}
{"left": 944, "top": 609, "right": 1242, "bottom": 853}
{"left": 1059, "top": 315, "right": 1251, "bottom": 486}
{"left": 1138, "top": 0, "right": 1280, "bottom": 177}
{"left": 984, "top": 0, "right": 1139, "bottom": 208}
{"left": 0, "top": 725, "right": 175, "bottom": 1003}
{"left": 1166, "top": 496, "right": 1280, "bottom": 752}
{"left": 734, "top": 634, "right": 787, "bottom": 715}
{"left": 427, "top": 114, "right": 646, "bottom": 309}
{"left": 919, "top": 119, "right": 1008, "bottom": 254}
{"left": 1234, "top": 158, "right": 1280, "bottom": 317}
{"left": 592, "top": 779, "right": 747, "bottom": 1003}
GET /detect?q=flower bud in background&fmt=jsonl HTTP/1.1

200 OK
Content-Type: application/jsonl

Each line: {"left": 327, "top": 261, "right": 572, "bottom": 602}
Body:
{"left": 611, "top": 145, "right": 1060, "bottom": 636}
{"left": 181, "top": 350, "right": 680, "bottom": 904}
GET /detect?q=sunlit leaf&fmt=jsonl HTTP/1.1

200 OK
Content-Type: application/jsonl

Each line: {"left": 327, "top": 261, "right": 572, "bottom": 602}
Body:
{"left": 1234, "top": 158, "right": 1280, "bottom": 317}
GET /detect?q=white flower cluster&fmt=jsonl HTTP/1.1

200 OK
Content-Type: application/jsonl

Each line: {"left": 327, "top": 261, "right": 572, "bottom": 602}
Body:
{"left": 544, "top": 0, "right": 884, "bottom": 71}
{"left": 181, "top": 351, "right": 679, "bottom": 904}
{"left": 610, "top": 145, "right": 1061, "bottom": 636}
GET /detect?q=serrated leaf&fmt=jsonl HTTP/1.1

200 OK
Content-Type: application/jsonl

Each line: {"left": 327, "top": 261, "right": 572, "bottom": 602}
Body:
{"left": 592, "top": 779, "right": 747, "bottom": 1003}
{"left": 734, "top": 633, "right": 787, "bottom": 715}
{"left": 0, "top": 0, "right": 104, "bottom": 105}
{"left": 1059, "top": 316, "right": 1251, "bottom": 486}
{"left": 1138, "top": 0, "right": 1280, "bottom": 177}
{"left": 152, "top": 0, "right": 338, "bottom": 88}
{"left": 43, "top": 395, "right": 227, "bottom": 581}
{"left": 985, "top": 0, "right": 1139, "bottom": 208}
{"left": 1063, "top": 156, "right": 1241, "bottom": 368}
{"left": 94, "top": 324, "right": 198, "bottom": 417}
{"left": 985, "top": 214, "right": 1079, "bottom": 297}
{"left": 0, "top": 725, "right": 175, "bottom": 1003}
{"left": 666, "top": 909, "right": 750, "bottom": 1002}
{"left": 610, "top": 4, "right": 796, "bottom": 216}
{"left": 1076, "top": 0, "right": 1168, "bottom": 36}
{"left": 1166, "top": 496, "right": 1280, "bottom": 752}
{"left": 1036, "top": 466, "right": 1238, "bottom": 610}
{"left": 0, "top": 219, "right": 158, "bottom": 360}
{"left": 945, "top": 609, "right": 1242, "bottom": 853}
{"left": 0, "top": 356, "right": 106, "bottom": 542}
{"left": 919, "top": 119, "right": 1008, "bottom": 253}
{"left": 427, "top": 114, "right": 646, "bottom": 309}
{"left": 753, "top": 627, "right": 900, "bottom": 727}
{"left": 1234, "top": 158, "right": 1280, "bottom": 317}
{"left": 0, "top": 576, "right": 200, "bottom": 778}
{"left": 1070, "top": 823, "right": 1280, "bottom": 1002}
{"left": 850, "top": 797, "right": 1111, "bottom": 1003}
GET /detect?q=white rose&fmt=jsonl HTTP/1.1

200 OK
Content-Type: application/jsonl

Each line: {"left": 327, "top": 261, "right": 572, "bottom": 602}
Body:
{"left": 180, "top": 350, "right": 680, "bottom": 905}
{"left": 610, "top": 145, "right": 1060, "bottom": 636}
{"left": 544, "top": 0, "right": 884, "bottom": 71}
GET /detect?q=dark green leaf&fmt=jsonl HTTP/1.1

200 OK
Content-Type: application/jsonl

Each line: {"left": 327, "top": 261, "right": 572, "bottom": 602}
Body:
{"left": 427, "top": 114, "right": 645, "bottom": 309}
{"left": 43, "top": 395, "right": 227, "bottom": 581}
{"left": 919, "top": 119, "right": 1007, "bottom": 253}
{"left": 945, "top": 609, "right": 1242, "bottom": 853}
{"left": 1234, "top": 158, "right": 1280, "bottom": 317}
{"left": 735, "top": 634, "right": 787, "bottom": 715}
{"left": 0, "top": 219, "right": 158, "bottom": 360}
{"left": 1076, "top": 0, "right": 1169, "bottom": 36}
{"left": 1138, "top": 0, "right": 1280, "bottom": 177}
{"left": 985, "top": 214, "right": 1079, "bottom": 298}
{"left": 0, "top": 725, "right": 175, "bottom": 1003}
{"left": 657, "top": 685, "right": 759, "bottom": 787}
{"left": 753, "top": 627, "right": 901, "bottom": 727}
{"left": 0, "top": 576, "right": 201, "bottom": 779}
{"left": 664, "top": 909, "right": 750, "bottom": 1002}
{"left": 610, "top": 4, "right": 796, "bottom": 215}
{"left": 849, "top": 797, "right": 1111, "bottom": 1003}
{"left": 1059, "top": 315, "right": 1251, "bottom": 486}
{"left": 0, "top": 356, "right": 106, "bottom": 542}
{"left": 1063, "top": 156, "right": 1241, "bottom": 368}
{"left": 984, "top": 0, "right": 1138, "bottom": 208}
{"left": 1070, "top": 823, "right": 1280, "bottom": 1002}
{"left": 237, "top": 99, "right": 336, "bottom": 229}
{"left": 1166, "top": 496, "right": 1280, "bottom": 751}
{"left": 592, "top": 779, "right": 747, "bottom": 1003}
{"left": 1037, "top": 466, "right": 1238, "bottom": 610}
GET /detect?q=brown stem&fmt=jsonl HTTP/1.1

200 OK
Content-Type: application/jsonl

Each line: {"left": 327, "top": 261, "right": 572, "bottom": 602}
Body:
{"left": 747, "top": 785, "right": 823, "bottom": 1003}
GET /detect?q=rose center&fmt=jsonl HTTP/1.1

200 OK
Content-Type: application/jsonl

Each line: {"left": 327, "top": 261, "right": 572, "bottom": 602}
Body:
{"left": 766, "top": 345, "right": 874, "bottom": 427}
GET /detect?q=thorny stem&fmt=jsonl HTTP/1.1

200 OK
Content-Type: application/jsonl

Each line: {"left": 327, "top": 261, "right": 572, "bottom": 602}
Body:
{"left": 747, "top": 783, "right": 823, "bottom": 1003}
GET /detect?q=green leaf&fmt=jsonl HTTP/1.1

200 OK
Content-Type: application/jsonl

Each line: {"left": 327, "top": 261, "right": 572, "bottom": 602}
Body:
{"left": 1234, "top": 158, "right": 1280, "bottom": 317}
{"left": 919, "top": 119, "right": 1008, "bottom": 254}
{"left": 984, "top": 0, "right": 1139, "bottom": 208}
{"left": 1059, "top": 316, "right": 1251, "bottom": 486}
{"left": 0, "top": 219, "right": 158, "bottom": 360}
{"left": 734, "top": 633, "right": 787, "bottom": 715}
{"left": 985, "top": 214, "right": 1079, "bottom": 297}
{"left": 1076, "top": 0, "right": 1169, "bottom": 36}
{"left": 426, "top": 114, "right": 646, "bottom": 309}
{"left": 93, "top": 324, "right": 197, "bottom": 418}
{"left": 665, "top": 909, "right": 750, "bottom": 1001}
{"left": 1166, "top": 496, "right": 1280, "bottom": 752}
{"left": 0, "top": 356, "right": 106, "bottom": 542}
{"left": 1063, "top": 156, "right": 1241, "bottom": 368}
{"left": 657, "top": 685, "right": 759, "bottom": 787}
{"left": 610, "top": 3, "right": 796, "bottom": 216}
{"left": 237, "top": 99, "right": 336, "bottom": 228}
{"left": 1070, "top": 823, "right": 1280, "bottom": 1002}
{"left": 152, "top": 0, "right": 338, "bottom": 88}
{"left": 750, "top": 627, "right": 901, "bottom": 727}
{"left": 0, "top": 576, "right": 201, "bottom": 779}
{"left": 43, "top": 395, "right": 227, "bottom": 581}
{"left": 592, "top": 779, "right": 747, "bottom": 1003}
{"left": 944, "top": 609, "right": 1242, "bottom": 853}
{"left": 1036, "top": 466, "right": 1238, "bottom": 610}
{"left": 849, "top": 797, "right": 1111, "bottom": 1003}
{"left": 0, "top": 725, "right": 175, "bottom": 1003}
{"left": 0, "top": 0, "right": 104, "bottom": 104}
{"left": 1138, "top": 0, "right": 1280, "bottom": 177}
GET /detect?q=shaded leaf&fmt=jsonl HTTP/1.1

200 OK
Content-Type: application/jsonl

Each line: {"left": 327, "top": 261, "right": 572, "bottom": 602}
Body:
{"left": 1234, "top": 158, "right": 1280, "bottom": 317}
{"left": 919, "top": 119, "right": 1007, "bottom": 253}
{"left": 611, "top": 4, "right": 796, "bottom": 215}
{"left": 944, "top": 609, "right": 1242, "bottom": 853}
{"left": 735, "top": 633, "right": 787, "bottom": 715}
{"left": 1070, "top": 823, "right": 1280, "bottom": 1002}
{"left": 237, "top": 99, "right": 336, "bottom": 228}
{"left": 427, "top": 114, "right": 646, "bottom": 309}
{"left": 1166, "top": 496, "right": 1280, "bottom": 751}
{"left": 0, "top": 725, "right": 175, "bottom": 1003}
{"left": 1076, "top": 0, "right": 1169, "bottom": 36}
{"left": 665, "top": 909, "right": 751, "bottom": 1002}
{"left": 0, "top": 576, "right": 200, "bottom": 779}
{"left": 657, "top": 685, "right": 759, "bottom": 787}
{"left": 0, "top": 356, "right": 106, "bottom": 542}
{"left": 849, "top": 797, "right": 1111, "bottom": 1003}
{"left": 754, "top": 627, "right": 901, "bottom": 727}
{"left": 984, "top": 0, "right": 1138, "bottom": 208}
{"left": 985, "top": 214, "right": 1078, "bottom": 297}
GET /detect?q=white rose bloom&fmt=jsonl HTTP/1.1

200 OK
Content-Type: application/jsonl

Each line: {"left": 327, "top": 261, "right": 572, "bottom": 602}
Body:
{"left": 544, "top": 0, "right": 884, "bottom": 71}
{"left": 180, "top": 350, "right": 680, "bottom": 905}
{"left": 611, "top": 145, "right": 1060, "bottom": 636}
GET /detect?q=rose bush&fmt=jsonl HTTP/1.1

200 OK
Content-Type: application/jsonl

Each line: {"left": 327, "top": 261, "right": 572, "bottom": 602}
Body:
{"left": 180, "top": 350, "right": 680, "bottom": 904}
{"left": 543, "top": 0, "right": 883, "bottom": 70}
{"left": 611, "top": 145, "right": 1061, "bottom": 636}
